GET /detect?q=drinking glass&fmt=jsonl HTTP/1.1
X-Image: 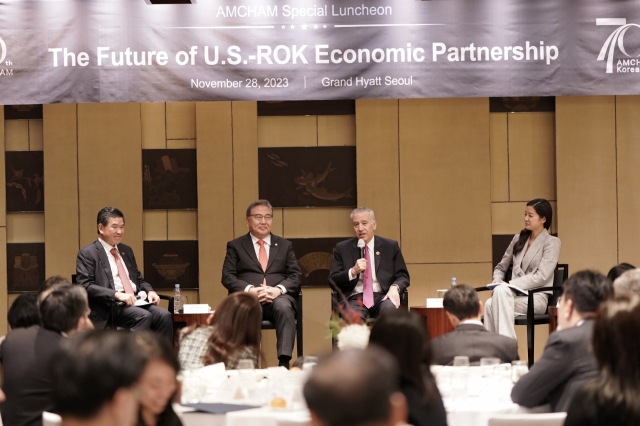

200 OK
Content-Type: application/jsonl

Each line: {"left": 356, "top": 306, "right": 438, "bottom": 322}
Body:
{"left": 480, "top": 357, "right": 500, "bottom": 377}
{"left": 452, "top": 356, "right": 470, "bottom": 367}
{"left": 511, "top": 360, "right": 529, "bottom": 383}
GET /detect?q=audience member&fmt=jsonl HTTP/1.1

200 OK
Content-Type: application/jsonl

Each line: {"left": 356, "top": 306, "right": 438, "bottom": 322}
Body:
{"left": 177, "top": 314, "right": 213, "bottom": 370}
{"left": 196, "top": 292, "right": 262, "bottom": 370}
{"left": 51, "top": 330, "right": 147, "bottom": 426}
{"left": 303, "top": 347, "right": 407, "bottom": 426}
{"left": 564, "top": 295, "right": 640, "bottom": 426}
{"left": 612, "top": 268, "right": 640, "bottom": 297}
{"left": 135, "top": 333, "right": 182, "bottom": 426}
{"left": 7, "top": 293, "right": 39, "bottom": 330}
{"left": 369, "top": 310, "right": 447, "bottom": 426}
{"left": 606, "top": 262, "right": 635, "bottom": 283}
{"left": 511, "top": 270, "right": 613, "bottom": 412}
{"left": 431, "top": 284, "right": 519, "bottom": 365}
{"left": 0, "top": 283, "right": 93, "bottom": 426}
{"left": 39, "top": 275, "right": 72, "bottom": 294}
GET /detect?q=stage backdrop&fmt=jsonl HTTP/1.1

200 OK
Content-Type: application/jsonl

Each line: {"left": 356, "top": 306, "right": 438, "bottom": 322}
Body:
{"left": 1, "top": 0, "right": 640, "bottom": 103}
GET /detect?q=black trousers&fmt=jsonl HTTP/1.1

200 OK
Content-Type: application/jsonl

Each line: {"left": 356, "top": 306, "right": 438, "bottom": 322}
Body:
{"left": 113, "top": 304, "right": 173, "bottom": 344}
{"left": 261, "top": 293, "right": 296, "bottom": 359}
{"left": 342, "top": 292, "right": 396, "bottom": 322}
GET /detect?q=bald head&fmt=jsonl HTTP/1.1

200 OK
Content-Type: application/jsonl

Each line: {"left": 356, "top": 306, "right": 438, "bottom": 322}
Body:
{"left": 303, "top": 348, "right": 406, "bottom": 426}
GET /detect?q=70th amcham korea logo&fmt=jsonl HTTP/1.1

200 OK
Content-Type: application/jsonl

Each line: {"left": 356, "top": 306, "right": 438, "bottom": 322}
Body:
{"left": 0, "top": 36, "right": 6, "bottom": 64}
{"left": 597, "top": 18, "right": 640, "bottom": 73}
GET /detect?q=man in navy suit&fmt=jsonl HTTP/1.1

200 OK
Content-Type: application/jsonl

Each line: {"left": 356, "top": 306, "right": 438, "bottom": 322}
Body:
{"left": 330, "top": 207, "right": 410, "bottom": 321}
{"left": 222, "top": 199, "right": 302, "bottom": 368}
{"left": 76, "top": 207, "right": 172, "bottom": 343}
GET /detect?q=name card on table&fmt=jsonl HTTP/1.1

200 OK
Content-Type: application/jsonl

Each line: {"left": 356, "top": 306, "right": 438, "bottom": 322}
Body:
{"left": 183, "top": 304, "right": 211, "bottom": 314}
{"left": 426, "top": 298, "right": 444, "bottom": 308}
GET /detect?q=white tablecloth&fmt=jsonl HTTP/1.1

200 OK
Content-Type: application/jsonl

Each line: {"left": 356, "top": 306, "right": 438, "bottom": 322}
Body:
{"left": 176, "top": 404, "right": 310, "bottom": 426}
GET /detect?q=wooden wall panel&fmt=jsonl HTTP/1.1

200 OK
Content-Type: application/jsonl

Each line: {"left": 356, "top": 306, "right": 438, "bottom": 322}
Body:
{"left": 258, "top": 116, "right": 317, "bottom": 147}
{"left": 282, "top": 208, "right": 354, "bottom": 239}
{"left": 5, "top": 120, "right": 28, "bottom": 151}
{"left": 270, "top": 208, "right": 283, "bottom": 236}
{"left": 232, "top": 102, "right": 258, "bottom": 238}
{"left": 167, "top": 140, "right": 196, "bottom": 149}
{"left": 196, "top": 101, "right": 234, "bottom": 307}
{"left": 43, "top": 103, "right": 78, "bottom": 278}
{"left": 615, "top": 96, "right": 640, "bottom": 266}
{"left": 29, "top": 120, "right": 44, "bottom": 151}
{"left": 0, "top": 106, "right": 5, "bottom": 333}
{"left": 355, "top": 99, "right": 400, "bottom": 242}
{"left": 7, "top": 213, "right": 45, "bottom": 243}
{"left": 492, "top": 201, "right": 558, "bottom": 235}
{"left": 318, "top": 116, "right": 356, "bottom": 146}
{"left": 77, "top": 103, "right": 143, "bottom": 258}
{"left": 166, "top": 102, "right": 196, "bottom": 140}
{"left": 141, "top": 102, "right": 166, "bottom": 149}
{"left": 400, "top": 98, "right": 491, "bottom": 263}
{"left": 556, "top": 96, "right": 617, "bottom": 272}
{"left": 508, "top": 113, "right": 556, "bottom": 202}
{"left": 167, "top": 211, "right": 197, "bottom": 240}
{"left": 490, "top": 113, "right": 509, "bottom": 202}
{"left": 143, "top": 211, "right": 167, "bottom": 241}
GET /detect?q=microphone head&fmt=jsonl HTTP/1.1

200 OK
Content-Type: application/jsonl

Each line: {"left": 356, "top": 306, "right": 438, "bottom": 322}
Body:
{"left": 357, "top": 239, "right": 366, "bottom": 248}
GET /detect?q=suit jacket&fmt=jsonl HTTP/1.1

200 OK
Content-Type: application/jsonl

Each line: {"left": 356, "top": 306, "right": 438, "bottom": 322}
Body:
{"left": 431, "top": 323, "right": 519, "bottom": 366}
{"left": 76, "top": 240, "right": 154, "bottom": 329}
{"left": 329, "top": 236, "right": 409, "bottom": 295}
{"left": 493, "top": 229, "right": 561, "bottom": 291}
{"left": 0, "top": 326, "right": 63, "bottom": 426}
{"left": 511, "top": 319, "right": 598, "bottom": 412}
{"left": 221, "top": 233, "right": 301, "bottom": 294}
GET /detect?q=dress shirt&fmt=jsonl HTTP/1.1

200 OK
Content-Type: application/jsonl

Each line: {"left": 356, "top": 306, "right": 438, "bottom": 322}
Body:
{"left": 98, "top": 238, "right": 137, "bottom": 293}
{"left": 244, "top": 233, "right": 286, "bottom": 294}
{"left": 460, "top": 319, "right": 484, "bottom": 326}
{"left": 347, "top": 236, "right": 383, "bottom": 294}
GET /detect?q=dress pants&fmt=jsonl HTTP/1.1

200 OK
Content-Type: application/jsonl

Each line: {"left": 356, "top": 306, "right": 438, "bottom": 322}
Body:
{"left": 343, "top": 292, "right": 396, "bottom": 323}
{"left": 261, "top": 293, "right": 296, "bottom": 359}
{"left": 484, "top": 284, "right": 548, "bottom": 339}
{"left": 113, "top": 303, "right": 173, "bottom": 344}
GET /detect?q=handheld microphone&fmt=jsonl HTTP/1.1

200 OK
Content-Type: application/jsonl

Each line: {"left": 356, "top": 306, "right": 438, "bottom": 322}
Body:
{"left": 357, "top": 239, "right": 366, "bottom": 259}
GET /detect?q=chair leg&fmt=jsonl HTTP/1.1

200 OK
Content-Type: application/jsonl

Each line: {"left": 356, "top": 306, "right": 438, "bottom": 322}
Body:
{"left": 297, "top": 326, "right": 303, "bottom": 357}
{"left": 527, "top": 319, "right": 535, "bottom": 368}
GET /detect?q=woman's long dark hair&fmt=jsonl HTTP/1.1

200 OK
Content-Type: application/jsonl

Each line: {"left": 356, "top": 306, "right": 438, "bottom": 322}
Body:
{"left": 586, "top": 295, "right": 640, "bottom": 424}
{"left": 512, "top": 198, "right": 553, "bottom": 256}
{"left": 203, "top": 292, "right": 262, "bottom": 366}
{"left": 369, "top": 310, "right": 439, "bottom": 405}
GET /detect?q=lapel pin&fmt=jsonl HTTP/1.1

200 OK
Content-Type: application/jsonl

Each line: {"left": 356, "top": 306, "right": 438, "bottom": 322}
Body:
{"left": 376, "top": 251, "right": 380, "bottom": 255}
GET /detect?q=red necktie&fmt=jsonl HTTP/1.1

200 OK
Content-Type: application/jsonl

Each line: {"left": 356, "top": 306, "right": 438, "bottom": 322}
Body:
{"left": 363, "top": 245, "right": 374, "bottom": 308}
{"left": 110, "top": 248, "right": 135, "bottom": 294}
{"left": 257, "top": 240, "right": 268, "bottom": 286}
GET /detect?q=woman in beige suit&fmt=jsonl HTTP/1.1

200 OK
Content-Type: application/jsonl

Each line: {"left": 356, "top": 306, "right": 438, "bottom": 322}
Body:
{"left": 485, "top": 198, "right": 561, "bottom": 339}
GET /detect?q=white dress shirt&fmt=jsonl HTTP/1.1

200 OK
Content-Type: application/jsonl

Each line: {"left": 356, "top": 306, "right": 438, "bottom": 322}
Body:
{"left": 244, "top": 233, "right": 287, "bottom": 295}
{"left": 348, "top": 236, "right": 383, "bottom": 295}
{"left": 98, "top": 238, "right": 137, "bottom": 293}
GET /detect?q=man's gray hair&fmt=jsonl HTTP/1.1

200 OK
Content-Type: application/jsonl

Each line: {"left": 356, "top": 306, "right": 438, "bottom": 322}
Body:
{"left": 614, "top": 269, "right": 640, "bottom": 297}
{"left": 246, "top": 199, "right": 273, "bottom": 217}
{"left": 350, "top": 207, "right": 375, "bottom": 221}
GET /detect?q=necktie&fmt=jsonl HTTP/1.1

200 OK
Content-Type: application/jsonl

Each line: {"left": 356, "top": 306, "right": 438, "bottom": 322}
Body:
{"left": 257, "top": 240, "right": 268, "bottom": 286}
{"left": 110, "top": 248, "right": 135, "bottom": 294}
{"left": 363, "top": 245, "right": 374, "bottom": 308}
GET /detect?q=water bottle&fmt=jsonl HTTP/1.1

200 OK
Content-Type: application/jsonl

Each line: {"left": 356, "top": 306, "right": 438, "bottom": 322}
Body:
{"left": 450, "top": 277, "right": 458, "bottom": 288}
{"left": 173, "top": 284, "right": 182, "bottom": 314}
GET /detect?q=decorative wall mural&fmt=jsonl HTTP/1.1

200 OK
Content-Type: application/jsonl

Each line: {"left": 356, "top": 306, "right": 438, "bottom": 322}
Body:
{"left": 142, "top": 149, "right": 197, "bottom": 210}
{"left": 5, "top": 151, "right": 44, "bottom": 212}
{"left": 143, "top": 240, "right": 199, "bottom": 289}
{"left": 258, "top": 147, "right": 357, "bottom": 208}
{"left": 289, "top": 238, "right": 345, "bottom": 287}
{"left": 7, "top": 243, "right": 45, "bottom": 292}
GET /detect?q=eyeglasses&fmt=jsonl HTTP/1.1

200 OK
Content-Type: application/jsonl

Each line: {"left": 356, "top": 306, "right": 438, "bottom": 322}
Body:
{"left": 249, "top": 214, "right": 273, "bottom": 221}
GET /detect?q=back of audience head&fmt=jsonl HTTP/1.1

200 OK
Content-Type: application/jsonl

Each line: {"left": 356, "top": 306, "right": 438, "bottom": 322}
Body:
{"left": 559, "top": 270, "right": 612, "bottom": 329}
{"left": 303, "top": 347, "right": 407, "bottom": 426}
{"left": 51, "top": 330, "right": 148, "bottom": 425}
{"left": 39, "top": 275, "right": 71, "bottom": 294}
{"left": 134, "top": 332, "right": 180, "bottom": 425}
{"left": 38, "top": 283, "right": 93, "bottom": 334}
{"left": 7, "top": 293, "right": 39, "bottom": 330}
{"left": 589, "top": 294, "right": 640, "bottom": 423}
{"left": 204, "top": 292, "right": 262, "bottom": 366}
{"left": 612, "top": 268, "right": 640, "bottom": 297}
{"left": 606, "top": 262, "right": 635, "bottom": 283}
{"left": 369, "top": 309, "right": 439, "bottom": 405}
{"left": 442, "top": 284, "right": 481, "bottom": 326}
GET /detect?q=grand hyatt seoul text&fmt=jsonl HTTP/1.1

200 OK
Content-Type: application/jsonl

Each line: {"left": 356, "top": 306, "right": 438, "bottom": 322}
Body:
{"left": 216, "top": 4, "right": 393, "bottom": 19}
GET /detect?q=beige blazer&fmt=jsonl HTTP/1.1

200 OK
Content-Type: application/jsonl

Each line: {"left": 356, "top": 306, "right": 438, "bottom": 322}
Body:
{"left": 493, "top": 229, "right": 561, "bottom": 291}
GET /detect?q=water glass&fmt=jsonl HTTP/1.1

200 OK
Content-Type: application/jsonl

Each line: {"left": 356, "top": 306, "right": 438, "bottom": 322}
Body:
{"left": 452, "top": 356, "right": 470, "bottom": 367}
{"left": 511, "top": 360, "right": 529, "bottom": 383}
{"left": 480, "top": 357, "right": 500, "bottom": 376}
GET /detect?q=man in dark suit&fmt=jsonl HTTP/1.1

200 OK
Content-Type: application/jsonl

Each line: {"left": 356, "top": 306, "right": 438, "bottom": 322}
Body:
{"left": 432, "top": 284, "right": 519, "bottom": 365}
{"left": 0, "top": 283, "right": 94, "bottom": 426}
{"left": 222, "top": 199, "right": 301, "bottom": 368}
{"left": 511, "top": 270, "right": 613, "bottom": 412}
{"left": 330, "top": 207, "right": 409, "bottom": 321}
{"left": 76, "top": 207, "right": 172, "bottom": 343}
